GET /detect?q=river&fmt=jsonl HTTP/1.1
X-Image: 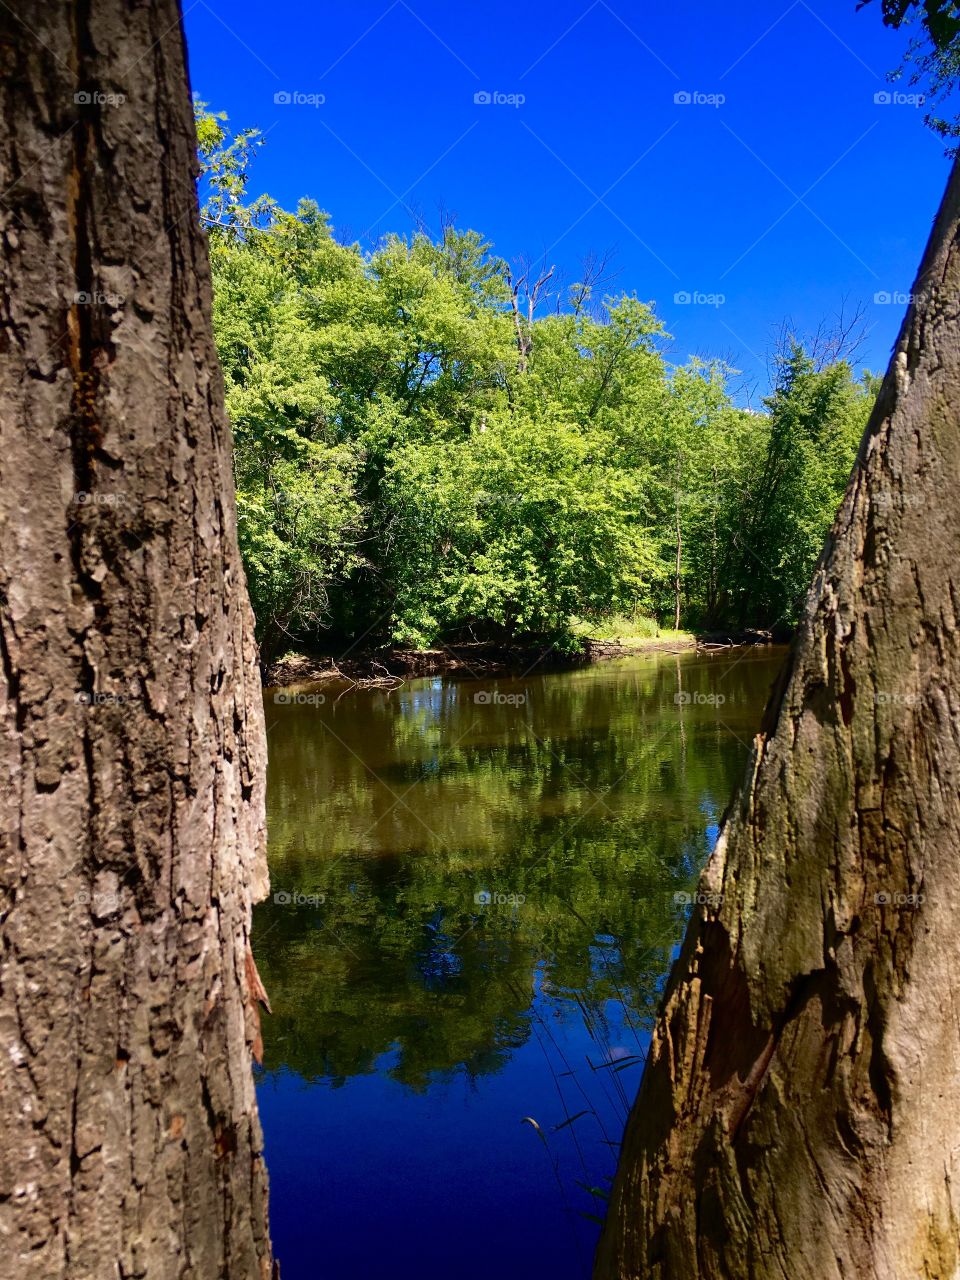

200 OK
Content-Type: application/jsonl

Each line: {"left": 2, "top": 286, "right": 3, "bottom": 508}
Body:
{"left": 254, "top": 646, "right": 786, "bottom": 1280}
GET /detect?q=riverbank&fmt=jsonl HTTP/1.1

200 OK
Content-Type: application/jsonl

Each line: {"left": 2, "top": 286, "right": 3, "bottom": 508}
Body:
{"left": 263, "top": 628, "right": 784, "bottom": 687}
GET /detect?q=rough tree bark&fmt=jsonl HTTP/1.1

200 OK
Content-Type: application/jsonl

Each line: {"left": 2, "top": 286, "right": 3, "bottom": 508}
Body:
{"left": 595, "top": 160, "right": 960, "bottom": 1280}
{"left": 0, "top": 4, "right": 273, "bottom": 1278}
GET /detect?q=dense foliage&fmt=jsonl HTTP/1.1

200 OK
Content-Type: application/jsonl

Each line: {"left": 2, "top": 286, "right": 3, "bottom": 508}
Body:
{"left": 197, "top": 104, "right": 876, "bottom": 659}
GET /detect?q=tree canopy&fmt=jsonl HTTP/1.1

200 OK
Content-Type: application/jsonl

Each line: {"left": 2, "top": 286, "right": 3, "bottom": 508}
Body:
{"left": 196, "top": 104, "right": 876, "bottom": 659}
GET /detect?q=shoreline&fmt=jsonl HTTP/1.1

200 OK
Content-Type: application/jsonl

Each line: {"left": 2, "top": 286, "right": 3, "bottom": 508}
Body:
{"left": 263, "top": 629, "right": 784, "bottom": 688}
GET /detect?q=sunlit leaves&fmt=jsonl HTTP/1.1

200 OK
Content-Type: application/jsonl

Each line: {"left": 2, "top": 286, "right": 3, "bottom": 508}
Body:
{"left": 196, "top": 103, "right": 876, "bottom": 652}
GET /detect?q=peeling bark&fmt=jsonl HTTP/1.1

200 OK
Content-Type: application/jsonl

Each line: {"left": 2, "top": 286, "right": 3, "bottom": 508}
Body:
{"left": 595, "top": 161, "right": 960, "bottom": 1280}
{"left": 0, "top": 3, "right": 273, "bottom": 1278}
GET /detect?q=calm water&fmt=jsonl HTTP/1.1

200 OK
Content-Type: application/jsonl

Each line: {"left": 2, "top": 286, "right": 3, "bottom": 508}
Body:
{"left": 255, "top": 648, "right": 785, "bottom": 1280}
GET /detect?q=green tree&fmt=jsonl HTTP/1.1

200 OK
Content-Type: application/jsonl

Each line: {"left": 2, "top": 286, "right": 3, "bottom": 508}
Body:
{"left": 728, "top": 345, "right": 875, "bottom": 626}
{"left": 194, "top": 103, "right": 876, "bottom": 655}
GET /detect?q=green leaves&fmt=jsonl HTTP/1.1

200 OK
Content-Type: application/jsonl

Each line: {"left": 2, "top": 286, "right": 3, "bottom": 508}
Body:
{"left": 858, "top": 0, "right": 960, "bottom": 151}
{"left": 727, "top": 345, "right": 875, "bottom": 626}
{"left": 859, "top": 0, "right": 960, "bottom": 49}
{"left": 380, "top": 409, "right": 659, "bottom": 644}
{"left": 198, "top": 105, "right": 876, "bottom": 655}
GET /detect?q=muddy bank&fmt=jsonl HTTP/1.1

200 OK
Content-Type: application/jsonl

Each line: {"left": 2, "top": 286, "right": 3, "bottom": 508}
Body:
{"left": 263, "top": 629, "right": 784, "bottom": 688}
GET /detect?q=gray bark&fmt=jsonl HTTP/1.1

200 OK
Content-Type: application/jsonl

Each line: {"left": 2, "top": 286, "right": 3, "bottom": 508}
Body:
{"left": 0, "top": 3, "right": 273, "bottom": 1277}
{"left": 596, "top": 159, "right": 960, "bottom": 1279}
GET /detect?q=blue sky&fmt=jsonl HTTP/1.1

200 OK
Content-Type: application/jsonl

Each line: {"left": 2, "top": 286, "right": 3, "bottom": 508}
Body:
{"left": 183, "top": 0, "right": 951, "bottom": 399}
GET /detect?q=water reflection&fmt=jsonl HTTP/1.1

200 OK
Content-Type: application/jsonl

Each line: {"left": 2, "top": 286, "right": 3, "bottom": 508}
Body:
{"left": 255, "top": 648, "right": 784, "bottom": 1278}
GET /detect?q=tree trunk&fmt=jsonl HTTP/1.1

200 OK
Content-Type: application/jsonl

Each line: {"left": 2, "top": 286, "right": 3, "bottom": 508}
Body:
{"left": 595, "top": 160, "right": 960, "bottom": 1280}
{"left": 674, "top": 469, "right": 683, "bottom": 632}
{"left": 0, "top": 4, "right": 273, "bottom": 1278}
{"left": 708, "top": 464, "right": 718, "bottom": 621}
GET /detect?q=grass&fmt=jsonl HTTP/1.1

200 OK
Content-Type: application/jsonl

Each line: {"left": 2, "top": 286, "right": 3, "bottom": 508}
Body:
{"left": 271, "top": 616, "right": 699, "bottom": 671}
{"left": 570, "top": 614, "right": 696, "bottom": 648}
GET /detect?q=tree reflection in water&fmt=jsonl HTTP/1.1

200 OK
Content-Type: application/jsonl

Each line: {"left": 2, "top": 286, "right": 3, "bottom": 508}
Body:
{"left": 254, "top": 649, "right": 784, "bottom": 1278}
